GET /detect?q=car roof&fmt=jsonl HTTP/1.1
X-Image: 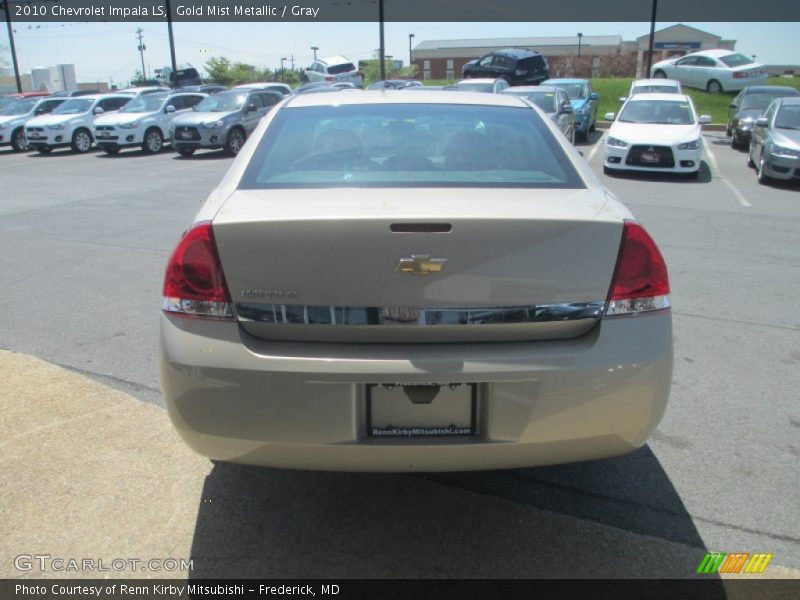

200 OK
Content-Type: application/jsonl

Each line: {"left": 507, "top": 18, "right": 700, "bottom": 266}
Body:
{"left": 62, "top": 94, "right": 126, "bottom": 101}
{"left": 503, "top": 85, "right": 560, "bottom": 93}
{"left": 742, "top": 86, "right": 799, "bottom": 94}
{"left": 543, "top": 78, "right": 587, "bottom": 84}
{"left": 285, "top": 89, "right": 528, "bottom": 108}
{"left": 319, "top": 56, "right": 353, "bottom": 65}
{"left": 776, "top": 96, "right": 800, "bottom": 106}
{"left": 494, "top": 48, "right": 541, "bottom": 57}
{"left": 632, "top": 78, "right": 680, "bottom": 86}
{"left": 456, "top": 78, "right": 501, "bottom": 84}
{"left": 690, "top": 49, "right": 740, "bottom": 58}
{"left": 627, "top": 93, "right": 692, "bottom": 102}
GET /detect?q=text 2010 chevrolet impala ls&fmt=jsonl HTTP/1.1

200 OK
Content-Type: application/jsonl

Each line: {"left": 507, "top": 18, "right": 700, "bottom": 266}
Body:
{"left": 160, "top": 91, "right": 673, "bottom": 472}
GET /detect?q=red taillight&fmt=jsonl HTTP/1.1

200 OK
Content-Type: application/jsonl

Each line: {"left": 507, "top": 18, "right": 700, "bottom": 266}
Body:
{"left": 733, "top": 72, "right": 747, "bottom": 79}
{"left": 162, "top": 221, "right": 233, "bottom": 319}
{"left": 606, "top": 221, "right": 670, "bottom": 316}
{"left": 324, "top": 75, "right": 335, "bottom": 81}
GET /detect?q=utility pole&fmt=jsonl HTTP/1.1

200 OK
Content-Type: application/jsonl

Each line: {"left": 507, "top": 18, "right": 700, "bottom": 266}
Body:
{"left": 2, "top": 0, "right": 22, "bottom": 92}
{"left": 164, "top": 0, "right": 178, "bottom": 87}
{"left": 378, "top": 0, "right": 385, "bottom": 80}
{"left": 280, "top": 57, "right": 286, "bottom": 82}
{"left": 136, "top": 28, "right": 147, "bottom": 81}
{"left": 408, "top": 33, "right": 414, "bottom": 73}
{"left": 290, "top": 54, "right": 294, "bottom": 70}
{"left": 645, "top": 0, "right": 658, "bottom": 77}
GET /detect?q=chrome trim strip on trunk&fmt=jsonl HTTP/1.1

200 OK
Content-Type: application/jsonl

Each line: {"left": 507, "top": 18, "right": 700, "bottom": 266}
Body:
{"left": 235, "top": 302, "right": 605, "bottom": 326}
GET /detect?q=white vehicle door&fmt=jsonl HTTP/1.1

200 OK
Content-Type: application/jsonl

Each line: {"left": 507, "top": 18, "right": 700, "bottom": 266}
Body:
{"left": 305, "top": 62, "right": 324, "bottom": 83}
{"left": 672, "top": 55, "right": 700, "bottom": 87}
{"left": 693, "top": 56, "right": 719, "bottom": 90}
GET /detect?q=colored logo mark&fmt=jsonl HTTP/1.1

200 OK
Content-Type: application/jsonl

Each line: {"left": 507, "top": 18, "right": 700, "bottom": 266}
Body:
{"left": 697, "top": 552, "right": 773, "bottom": 574}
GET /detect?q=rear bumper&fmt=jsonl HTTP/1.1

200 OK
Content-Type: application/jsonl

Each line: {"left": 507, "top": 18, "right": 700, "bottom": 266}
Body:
{"left": 160, "top": 311, "right": 673, "bottom": 471}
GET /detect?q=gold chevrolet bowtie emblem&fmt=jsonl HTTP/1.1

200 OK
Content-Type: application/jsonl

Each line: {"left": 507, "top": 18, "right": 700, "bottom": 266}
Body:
{"left": 395, "top": 254, "right": 447, "bottom": 276}
{"left": 394, "top": 254, "right": 447, "bottom": 275}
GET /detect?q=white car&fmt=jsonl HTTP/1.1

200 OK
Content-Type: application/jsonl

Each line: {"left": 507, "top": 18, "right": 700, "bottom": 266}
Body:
{"left": 619, "top": 78, "right": 682, "bottom": 102}
{"left": 118, "top": 86, "right": 171, "bottom": 97}
{"left": 303, "top": 56, "right": 363, "bottom": 87}
{"left": 24, "top": 94, "right": 131, "bottom": 153}
{"left": 93, "top": 92, "right": 206, "bottom": 154}
{"left": 0, "top": 96, "right": 66, "bottom": 152}
{"left": 650, "top": 49, "right": 767, "bottom": 94}
{"left": 454, "top": 78, "right": 510, "bottom": 94}
{"left": 603, "top": 93, "right": 711, "bottom": 178}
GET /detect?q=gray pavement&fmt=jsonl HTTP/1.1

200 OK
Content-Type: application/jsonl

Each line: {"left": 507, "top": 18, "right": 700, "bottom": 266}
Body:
{"left": 1, "top": 136, "right": 798, "bottom": 578}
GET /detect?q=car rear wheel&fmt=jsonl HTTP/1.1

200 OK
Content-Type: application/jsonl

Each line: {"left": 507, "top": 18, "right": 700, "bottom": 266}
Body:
{"left": 176, "top": 146, "right": 195, "bottom": 157}
{"left": 706, "top": 79, "right": 723, "bottom": 94}
{"left": 10, "top": 127, "right": 29, "bottom": 152}
{"left": 71, "top": 129, "right": 93, "bottom": 153}
{"left": 653, "top": 70, "right": 666, "bottom": 79}
{"left": 224, "top": 128, "right": 245, "bottom": 156}
{"left": 142, "top": 128, "right": 163, "bottom": 154}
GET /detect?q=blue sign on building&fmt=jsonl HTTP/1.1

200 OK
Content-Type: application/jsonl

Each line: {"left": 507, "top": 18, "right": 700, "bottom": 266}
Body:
{"left": 654, "top": 42, "right": 702, "bottom": 50}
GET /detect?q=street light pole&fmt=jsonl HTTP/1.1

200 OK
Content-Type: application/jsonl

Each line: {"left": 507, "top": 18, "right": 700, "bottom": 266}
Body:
{"left": 408, "top": 33, "right": 415, "bottom": 73}
{"left": 378, "top": 0, "right": 385, "bottom": 80}
{"left": 311, "top": 46, "right": 318, "bottom": 61}
{"left": 164, "top": 0, "right": 178, "bottom": 87}
{"left": 577, "top": 32, "right": 583, "bottom": 58}
{"left": 2, "top": 0, "right": 22, "bottom": 92}
{"left": 645, "top": 0, "right": 658, "bottom": 77}
{"left": 280, "top": 57, "right": 286, "bottom": 82}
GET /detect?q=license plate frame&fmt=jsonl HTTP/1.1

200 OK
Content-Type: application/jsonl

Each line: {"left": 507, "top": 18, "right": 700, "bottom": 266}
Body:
{"left": 366, "top": 383, "right": 477, "bottom": 438}
{"left": 179, "top": 131, "right": 193, "bottom": 139}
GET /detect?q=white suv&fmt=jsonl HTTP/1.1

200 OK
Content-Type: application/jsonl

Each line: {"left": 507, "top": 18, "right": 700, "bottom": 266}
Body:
{"left": 303, "top": 56, "right": 363, "bottom": 87}
{"left": 93, "top": 92, "right": 206, "bottom": 154}
{"left": 25, "top": 94, "right": 131, "bottom": 153}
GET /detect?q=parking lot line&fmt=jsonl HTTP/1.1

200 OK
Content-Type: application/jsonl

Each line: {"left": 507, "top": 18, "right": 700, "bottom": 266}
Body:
{"left": 703, "top": 140, "right": 751, "bottom": 208}
{"left": 586, "top": 132, "right": 605, "bottom": 164}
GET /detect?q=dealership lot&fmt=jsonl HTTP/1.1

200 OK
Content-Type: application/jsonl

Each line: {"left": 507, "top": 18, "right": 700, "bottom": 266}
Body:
{"left": 1, "top": 136, "right": 798, "bottom": 577}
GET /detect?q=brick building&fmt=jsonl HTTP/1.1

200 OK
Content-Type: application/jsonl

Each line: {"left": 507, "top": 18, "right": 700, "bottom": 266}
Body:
{"left": 411, "top": 24, "right": 736, "bottom": 80}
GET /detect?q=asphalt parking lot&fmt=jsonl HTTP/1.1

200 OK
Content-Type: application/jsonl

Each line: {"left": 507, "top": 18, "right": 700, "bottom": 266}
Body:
{"left": 1, "top": 134, "right": 798, "bottom": 579}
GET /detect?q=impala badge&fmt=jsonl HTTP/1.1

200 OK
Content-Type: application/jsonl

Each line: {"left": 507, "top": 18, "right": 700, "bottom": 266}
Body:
{"left": 395, "top": 254, "right": 447, "bottom": 276}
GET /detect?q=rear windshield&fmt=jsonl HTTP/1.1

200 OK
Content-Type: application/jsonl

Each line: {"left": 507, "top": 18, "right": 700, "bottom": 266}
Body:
{"left": 327, "top": 63, "right": 356, "bottom": 75}
{"left": 455, "top": 82, "right": 494, "bottom": 93}
{"left": 632, "top": 84, "right": 679, "bottom": 95}
{"left": 719, "top": 53, "right": 753, "bottom": 68}
{"left": 741, "top": 91, "right": 796, "bottom": 111}
{"left": 550, "top": 83, "right": 584, "bottom": 99}
{"left": 619, "top": 100, "right": 694, "bottom": 125}
{"left": 239, "top": 103, "right": 584, "bottom": 189}
{"left": 518, "top": 56, "right": 545, "bottom": 70}
{"left": 504, "top": 90, "right": 556, "bottom": 112}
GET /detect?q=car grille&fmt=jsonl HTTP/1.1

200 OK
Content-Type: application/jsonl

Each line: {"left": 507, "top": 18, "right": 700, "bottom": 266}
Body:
{"left": 27, "top": 127, "right": 44, "bottom": 132}
{"left": 626, "top": 145, "right": 675, "bottom": 168}
{"left": 174, "top": 126, "right": 201, "bottom": 141}
{"left": 95, "top": 126, "right": 114, "bottom": 131}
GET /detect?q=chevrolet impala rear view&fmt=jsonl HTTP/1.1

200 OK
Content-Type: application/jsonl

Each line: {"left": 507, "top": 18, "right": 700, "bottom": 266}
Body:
{"left": 160, "top": 91, "right": 673, "bottom": 472}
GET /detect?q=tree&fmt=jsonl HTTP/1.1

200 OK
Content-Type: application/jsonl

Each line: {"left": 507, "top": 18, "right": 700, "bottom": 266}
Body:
{"left": 280, "top": 69, "right": 300, "bottom": 86}
{"left": 130, "top": 69, "right": 146, "bottom": 86}
{"left": 205, "top": 56, "right": 234, "bottom": 86}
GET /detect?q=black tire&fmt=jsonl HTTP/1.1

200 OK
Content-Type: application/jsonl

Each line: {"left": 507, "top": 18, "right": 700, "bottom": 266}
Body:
{"left": 575, "top": 129, "right": 587, "bottom": 143}
{"left": 224, "top": 127, "right": 246, "bottom": 156}
{"left": 37, "top": 147, "right": 52, "bottom": 154}
{"left": 142, "top": 127, "right": 163, "bottom": 154}
{"left": 103, "top": 147, "right": 120, "bottom": 155}
{"left": 71, "top": 128, "right": 93, "bottom": 153}
{"left": 653, "top": 70, "right": 667, "bottom": 79}
{"left": 10, "top": 127, "right": 29, "bottom": 152}
{"left": 706, "top": 79, "right": 723, "bottom": 94}
{"left": 175, "top": 146, "right": 195, "bottom": 157}
{"left": 603, "top": 166, "right": 616, "bottom": 176}
{"left": 747, "top": 143, "right": 755, "bottom": 168}
{"left": 731, "top": 132, "right": 741, "bottom": 149}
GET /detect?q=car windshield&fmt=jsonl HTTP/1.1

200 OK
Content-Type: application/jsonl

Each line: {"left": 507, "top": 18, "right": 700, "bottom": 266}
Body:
{"left": 618, "top": 100, "right": 694, "bottom": 125}
{"left": 195, "top": 92, "right": 245, "bottom": 112}
{"left": 120, "top": 94, "right": 168, "bottom": 113}
{"left": 240, "top": 103, "right": 584, "bottom": 189}
{"left": 504, "top": 91, "right": 556, "bottom": 112}
{"left": 550, "top": 83, "right": 585, "bottom": 99}
{"left": 741, "top": 92, "right": 795, "bottom": 111}
{"left": 455, "top": 82, "right": 494, "bottom": 93}
{"left": 719, "top": 53, "right": 754, "bottom": 68}
{"left": 774, "top": 105, "right": 800, "bottom": 129}
{"left": 632, "top": 85, "right": 679, "bottom": 95}
{"left": 1, "top": 98, "right": 37, "bottom": 115}
{"left": 53, "top": 99, "right": 93, "bottom": 115}
{"left": 326, "top": 62, "right": 356, "bottom": 75}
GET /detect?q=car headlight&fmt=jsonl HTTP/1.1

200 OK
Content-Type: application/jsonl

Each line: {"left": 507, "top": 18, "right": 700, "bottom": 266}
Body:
{"left": 47, "top": 123, "right": 67, "bottom": 130}
{"left": 606, "top": 136, "right": 628, "bottom": 148}
{"left": 677, "top": 139, "right": 701, "bottom": 150}
{"left": 771, "top": 145, "right": 800, "bottom": 158}
{"left": 203, "top": 120, "right": 224, "bottom": 129}
{"left": 118, "top": 121, "right": 139, "bottom": 129}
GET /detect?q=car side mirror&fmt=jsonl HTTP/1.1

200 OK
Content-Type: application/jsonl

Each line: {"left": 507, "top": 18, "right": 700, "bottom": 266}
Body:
{"left": 604, "top": 112, "right": 616, "bottom": 121}
{"left": 94, "top": 107, "right": 104, "bottom": 115}
{"left": 562, "top": 105, "right": 573, "bottom": 114}
{"left": 698, "top": 115, "right": 712, "bottom": 124}
{"left": 754, "top": 116, "right": 769, "bottom": 128}
{"left": 589, "top": 92, "right": 598, "bottom": 100}
{"left": 246, "top": 103, "right": 257, "bottom": 112}
{"left": 729, "top": 102, "right": 737, "bottom": 109}
{"left": 165, "top": 105, "right": 176, "bottom": 113}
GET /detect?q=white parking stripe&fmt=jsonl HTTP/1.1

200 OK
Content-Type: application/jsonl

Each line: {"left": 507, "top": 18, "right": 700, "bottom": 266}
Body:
{"left": 586, "top": 132, "right": 605, "bottom": 163}
{"left": 703, "top": 140, "right": 751, "bottom": 208}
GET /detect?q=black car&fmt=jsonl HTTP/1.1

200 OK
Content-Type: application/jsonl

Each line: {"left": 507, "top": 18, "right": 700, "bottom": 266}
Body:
{"left": 727, "top": 85, "right": 799, "bottom": 149}
{"left": 462, "top": 48, "right": 549, "bottom": 86}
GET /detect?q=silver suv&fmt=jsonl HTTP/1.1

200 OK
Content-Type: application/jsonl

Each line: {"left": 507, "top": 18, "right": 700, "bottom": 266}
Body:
{"left": 170, "top": 89, "right": 283, "bottom": 156}
{"left": 303, "top": 56, "right": 363, "bottom": 88}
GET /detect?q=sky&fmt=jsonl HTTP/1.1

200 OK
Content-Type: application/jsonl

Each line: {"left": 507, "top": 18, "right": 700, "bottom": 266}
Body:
{"left": 3, "top": 21, "right": 800, "bottom": 85}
